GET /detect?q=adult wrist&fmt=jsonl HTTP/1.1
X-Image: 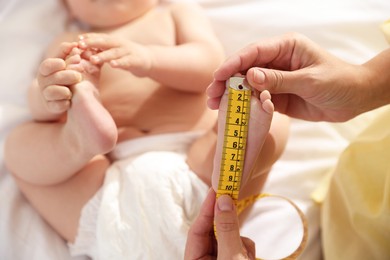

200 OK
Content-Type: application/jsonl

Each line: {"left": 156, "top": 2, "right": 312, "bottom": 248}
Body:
{"left": 362, "top": 49, "right": 390, "bottom": 111}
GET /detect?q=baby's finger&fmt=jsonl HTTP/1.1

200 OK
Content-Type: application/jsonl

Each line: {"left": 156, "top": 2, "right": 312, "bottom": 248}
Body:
{"left": 38, "top": 70, "right": 82, "bottom": 89}
{"left": 65, "top": 48, "right": 84, "bottom": 72}
{"left": 65, "top": 54, "right": 81, "bottom": 66}
{"left": 54, "top": 42, "right": 79, "bottom": 59}
{"left": 39, "top": 58, "right": 66, "bottom": 77}
{"left": 46, "top": 99, "right": 71, "bottom": 114}
{"left": 66, "top": 63, "right": 85, "bottom": 73}
{"left": 42, "top": 85, "right": 72, "bottom": 102}
{"left": 80, "top": 49, "right": 97, "bottom": 60}
{"left": 65, "top": 50, "right": 82, "bottom": 70}
{"left": 79, "top": 34, "right": 120, "bottom": 50}
{"left": 79, "top": 59, "right": 100, "bottom": 75}
{"left": 89, "top": 48, "right": 128, "bottom": 64}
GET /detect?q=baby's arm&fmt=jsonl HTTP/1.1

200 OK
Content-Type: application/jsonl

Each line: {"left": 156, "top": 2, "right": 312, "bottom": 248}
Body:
{"left": 28, "top": 38, "right": 82, "bottom": 121}
{"left": 144, "top": 2, "right": 225, "bottom": 92}
{"left": 79, "top": 3, "right": 225, "bottom": 93}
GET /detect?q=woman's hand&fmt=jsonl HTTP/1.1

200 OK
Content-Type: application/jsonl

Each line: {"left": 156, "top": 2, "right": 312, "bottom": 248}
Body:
{"left": 207, "top": 33, "right": 373, "bottom": 122}
{"left": 185, "top": 189, "right": 256, "bottom": 260}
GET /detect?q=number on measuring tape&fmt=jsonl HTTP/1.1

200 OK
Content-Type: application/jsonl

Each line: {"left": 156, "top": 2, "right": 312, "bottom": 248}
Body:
{"left": 217, "top": 76, "right": 251, "bottom": 202}
{"left": 214, "top": 78, "right": 308, "bottom": 259}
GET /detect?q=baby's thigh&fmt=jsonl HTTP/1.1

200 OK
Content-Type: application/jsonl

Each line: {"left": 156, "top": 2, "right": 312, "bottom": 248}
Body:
{"left": 13, "top": 155, "right": 109, "bottom": 242}
{"left": 186, "top": 129, "right": 217, "bottom": 186}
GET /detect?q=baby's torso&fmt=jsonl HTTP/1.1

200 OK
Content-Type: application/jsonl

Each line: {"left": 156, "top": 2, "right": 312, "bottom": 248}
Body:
{"left": 69, "top": 6, "right": 216, "bottom": 141}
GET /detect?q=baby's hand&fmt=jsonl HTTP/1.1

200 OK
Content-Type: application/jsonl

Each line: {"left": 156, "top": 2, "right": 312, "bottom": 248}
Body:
{"left": 37, "top": 42, "right": 82, "bottom": 114}
{"left": 78, "top": 33, "right": 152, "bottom": 77}
{"left": 66, "top": 46, "right": 101, "bottom": 85}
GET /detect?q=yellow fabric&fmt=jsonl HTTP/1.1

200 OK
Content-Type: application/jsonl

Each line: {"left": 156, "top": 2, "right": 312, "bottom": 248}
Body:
{"left": 311, "top": 167, "right": 334, "bottom": 204}
{"left": 321, "top": 107, "right": 390, "bottom": 259}
{"left": 381, "top": 19, "right": 390, "bottom": 43}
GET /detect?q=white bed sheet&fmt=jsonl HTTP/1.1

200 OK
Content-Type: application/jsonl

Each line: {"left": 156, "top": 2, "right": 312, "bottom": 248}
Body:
{"left": 1, "top": 0, "right": 389, "bottom": 259}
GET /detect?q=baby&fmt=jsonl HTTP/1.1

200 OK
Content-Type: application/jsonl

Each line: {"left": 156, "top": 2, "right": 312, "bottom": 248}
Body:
{"left": 4, "top": 0, "right": 289, "bottom": 258}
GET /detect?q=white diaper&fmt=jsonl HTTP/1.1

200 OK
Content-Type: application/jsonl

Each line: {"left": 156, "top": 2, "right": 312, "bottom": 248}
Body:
{"left": 69, "top": 131, "right": 209, "bottom": 259}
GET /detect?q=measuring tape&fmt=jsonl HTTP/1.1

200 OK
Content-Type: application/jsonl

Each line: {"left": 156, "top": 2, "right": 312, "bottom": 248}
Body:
{"left": 215, "top": 76, "right": 307, "bottom": 260}
{"left": 216, "top": 76, "right": 251, "bottom": 202}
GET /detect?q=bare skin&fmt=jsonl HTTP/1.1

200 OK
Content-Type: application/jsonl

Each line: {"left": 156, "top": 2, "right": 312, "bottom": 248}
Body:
{"left": 184, "top": 90, "right": 284, "bottom": 260}
{"left": 207, "top": 33, "right": 390, "bottom": 122}
{"left": 185, "top": 190, "right": 256, "bottom": 260}
{"left": 190, "top": 32, "right": 390, "bottom": 260}
{"left": 4, "top": 1, "right": 289, "bottom": 245}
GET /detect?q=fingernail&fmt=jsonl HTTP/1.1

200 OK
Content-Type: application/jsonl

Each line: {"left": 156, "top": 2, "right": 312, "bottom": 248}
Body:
{"left": 253, "top": 69, "right": 265, "bottom": 84}
{"left": 217, "top": 195, "right": 234, "bottom": 212}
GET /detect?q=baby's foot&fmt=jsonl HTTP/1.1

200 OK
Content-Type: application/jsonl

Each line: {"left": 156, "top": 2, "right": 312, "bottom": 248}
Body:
{"left": 212, "top": 88, "right": 274, "bottom": 193}
{"left": 63, "top": 47, "right": 116, "bottom": 155}
{"left": 65, "top": 80, "right": 118, "bottom": 156}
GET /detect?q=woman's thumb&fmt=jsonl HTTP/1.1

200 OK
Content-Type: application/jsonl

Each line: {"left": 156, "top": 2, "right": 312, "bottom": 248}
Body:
{"left": 215, "top": 195, "right": 246, "bottom": 258}
{"left": 246, "top": 67, "right": 298, "bottom": 94}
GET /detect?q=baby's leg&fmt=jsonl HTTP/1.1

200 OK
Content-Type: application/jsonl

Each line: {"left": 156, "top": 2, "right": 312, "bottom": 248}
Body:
{"left": 5, "top": 59, "right": 117, "bottom": 185}
{"left": 4, "top": 58, "right": 117, "bottom": 242}
{"left": 4, "top": 47, "right": 119, "bottom": 242}
{"left": 12, "top": 155, "right": 109, "bottom": 242}
{"left": 238, "top": 111, "right": 290, "bottom": 200}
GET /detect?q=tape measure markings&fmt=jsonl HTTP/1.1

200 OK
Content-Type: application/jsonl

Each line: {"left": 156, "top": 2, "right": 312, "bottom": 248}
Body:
{"left": 217, "top": 77, "right": 251, "bottom": 202}
{"left": 214, "top": 76, "right": 308, "bottom": 260}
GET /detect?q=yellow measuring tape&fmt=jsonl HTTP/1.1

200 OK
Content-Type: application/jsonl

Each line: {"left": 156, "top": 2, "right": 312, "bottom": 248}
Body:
{"left": 215, "top": 76, "right": 308, "bottom": 260}
{"left": 216, "top": 76, "right": 251, "bottom": 202}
